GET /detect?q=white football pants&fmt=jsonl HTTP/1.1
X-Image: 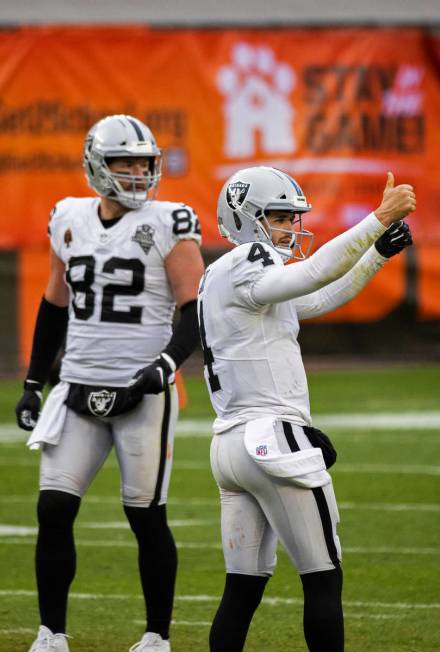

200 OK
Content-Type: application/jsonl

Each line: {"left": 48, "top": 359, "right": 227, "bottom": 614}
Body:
{"left": 39, "top": 385, "right": 178, "bottom": 507}
{"left": 210, "top": 421, "right": 342, "bottom": 576}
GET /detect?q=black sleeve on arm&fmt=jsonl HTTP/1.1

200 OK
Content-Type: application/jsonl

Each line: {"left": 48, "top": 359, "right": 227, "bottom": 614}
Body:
{"left": 163, "top": 299, "right": 199, "bottom": 369}
{"left": 26, "top": 297, "right": 69, "bottom": 384}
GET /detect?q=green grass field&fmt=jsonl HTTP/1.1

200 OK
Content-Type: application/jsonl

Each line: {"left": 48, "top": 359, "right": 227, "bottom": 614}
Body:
{"left": 1, "top": 365, "right": 439, "bottom": 651}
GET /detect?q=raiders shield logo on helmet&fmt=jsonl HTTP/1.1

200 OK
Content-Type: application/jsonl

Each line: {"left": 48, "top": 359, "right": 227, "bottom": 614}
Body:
{"left": 226, "top": 182, "right": 250, "bottom": 210}
{"left": 132, "top": 224, "right": 155, "bottom": 254}
{"left": 87, "top": 389, "right": 117, "bottom": 417}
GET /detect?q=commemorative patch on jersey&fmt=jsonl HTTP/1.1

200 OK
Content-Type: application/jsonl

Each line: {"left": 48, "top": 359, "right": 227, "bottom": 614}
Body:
{"left": 132, "top": 224, "right": 155, "bottom": 254}
{"left": 87, "top": 389, "right": 117, "bottom": 417}
{"left": 226, "top": 181, "right": 250, "bottom": 210}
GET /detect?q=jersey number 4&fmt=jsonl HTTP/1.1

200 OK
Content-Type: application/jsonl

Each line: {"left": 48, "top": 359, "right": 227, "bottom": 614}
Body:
{"left": 247, "top": 243, "right": 274, "bottom": 267}
{"left": 66, "top": 256, "right": 144, "bottom": 324}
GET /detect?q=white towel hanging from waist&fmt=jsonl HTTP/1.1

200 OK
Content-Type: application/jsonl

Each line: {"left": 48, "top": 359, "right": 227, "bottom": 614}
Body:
{"left": 244, "top": 417, "right": 331, "bottom": 488}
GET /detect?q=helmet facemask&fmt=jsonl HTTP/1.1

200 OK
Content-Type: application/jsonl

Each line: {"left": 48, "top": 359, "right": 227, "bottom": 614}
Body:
{"left": 102, "top": 155, "right": 162, "bottom": 209}
{"left": 258, "top": 210, "right": 314, "bottom": 261}
{"left": 223, "top": 195, "right": 313, "bottom": 261}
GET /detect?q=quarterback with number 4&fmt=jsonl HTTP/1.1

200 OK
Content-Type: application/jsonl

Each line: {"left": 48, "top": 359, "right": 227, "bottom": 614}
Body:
{"left": 15, "top": 115, "right": 204, "bottom": 652}
{"left": 198, "top": 166, "right": 414, "bottom": 652}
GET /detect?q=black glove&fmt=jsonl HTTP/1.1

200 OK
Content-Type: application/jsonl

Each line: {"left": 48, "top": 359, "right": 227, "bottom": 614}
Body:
{"left": 128, "top": 354, "right": 176, "bottom": 396}
{"left": 15, "top": 380, "right": 43, "bottom": 431}
{"left": 375, "top": 221, "right": 413, "bottom": 258}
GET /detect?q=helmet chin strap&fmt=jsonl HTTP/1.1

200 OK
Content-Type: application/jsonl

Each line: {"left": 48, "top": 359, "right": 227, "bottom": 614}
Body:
{"left": 255, "top": 218, "right": 271, "bottom": 242}
{"left": 274, "top": 244, "right": 294, "bottom": 260}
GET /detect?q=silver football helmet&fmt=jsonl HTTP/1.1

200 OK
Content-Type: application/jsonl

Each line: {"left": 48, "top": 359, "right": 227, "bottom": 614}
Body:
{"left": 218, "top": 166, "right": 313, "bottom": 260}
{"left": 83, "top": 114, "right": 162, "bottom": 209}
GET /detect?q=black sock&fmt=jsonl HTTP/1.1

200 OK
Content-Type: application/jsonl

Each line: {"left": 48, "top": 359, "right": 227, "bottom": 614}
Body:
{"left": 36, "top": 490, "right": 81, "bottom": 634}
{"left": 209, "top": 573, "right": 269, "bottom": 652}
{"left": 301, "top": 566, "right": 344, "bottom": 652}
{"left": 124, "top": 504, "right": 177, "bottom": 640}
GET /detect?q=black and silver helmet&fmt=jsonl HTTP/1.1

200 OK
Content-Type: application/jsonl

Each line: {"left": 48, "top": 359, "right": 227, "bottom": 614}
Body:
{"left": 83, "top": 114, "right": 162, "bottom": 209}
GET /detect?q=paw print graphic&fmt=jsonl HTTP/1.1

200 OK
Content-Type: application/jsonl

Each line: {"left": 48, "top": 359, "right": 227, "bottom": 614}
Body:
{"left": 217, "top": 43, "right": 296, "bottom": 158}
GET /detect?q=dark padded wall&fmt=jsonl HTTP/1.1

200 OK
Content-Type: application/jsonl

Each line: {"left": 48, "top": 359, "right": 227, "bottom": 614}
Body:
{"left": 0, "top": 251, "right": 18, "bottom": 376}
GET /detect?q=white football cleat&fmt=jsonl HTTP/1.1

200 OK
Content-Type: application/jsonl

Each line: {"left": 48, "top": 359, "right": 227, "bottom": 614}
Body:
{"left": 129, "top": 631, "right": 171, "bottom": 651}
{"left": 28, "top": 625, "right": 70, "bottom": 651}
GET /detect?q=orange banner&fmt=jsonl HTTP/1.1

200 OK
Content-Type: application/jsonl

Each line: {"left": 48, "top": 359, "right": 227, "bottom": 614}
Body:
{"left": 1, "top": 26, "right": 439, "bottom": 323}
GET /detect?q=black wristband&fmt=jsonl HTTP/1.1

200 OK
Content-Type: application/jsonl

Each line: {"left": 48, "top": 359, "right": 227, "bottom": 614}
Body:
{"left": 163, "top": 299, "right": 199, "bottom": 369}
{"left": 26, "top": 297, "right": 68, "bottom": 385}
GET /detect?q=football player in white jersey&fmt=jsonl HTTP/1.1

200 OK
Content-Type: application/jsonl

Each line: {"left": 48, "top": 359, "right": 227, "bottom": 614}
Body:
{"left": 15, "top": 115, "right": 205, "bottom": 652}
{"left": 198, "top": 166, "right": 415, "bottom": 652}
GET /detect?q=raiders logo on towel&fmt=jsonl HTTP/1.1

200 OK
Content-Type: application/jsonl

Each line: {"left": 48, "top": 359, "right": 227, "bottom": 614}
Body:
{"left": 87, "top": 389, "right": 117, "bottom": 417}
{"left": 132, "top": 224, "right": 155, "bottom": 254}
{"left": 226, "top": 182, "right": 250, "bottom": 210}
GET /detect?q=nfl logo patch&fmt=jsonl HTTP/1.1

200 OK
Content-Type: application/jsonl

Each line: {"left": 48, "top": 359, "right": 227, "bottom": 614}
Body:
{"left": 255, "top": 445, "right": 268, "bottom": 457}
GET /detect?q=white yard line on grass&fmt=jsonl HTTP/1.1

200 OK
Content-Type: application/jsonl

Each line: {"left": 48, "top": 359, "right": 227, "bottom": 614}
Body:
{"left": 6, "top": 496, "right": 440, "bottom": 513}
{"left": 0, "top": 590, "right": 438, "bottom": 611}
{"left": 343, "top": 546, "right": 440, "bottom": 555}
{"left": 1, "top": 611, "right": 400, "bottom": 636}
{"left": 141, "top": 612, "right": 403, "bottom": 624}
{"left": 335, "top": 463, "right": 440, "bottom": 476}
{"left": 0, "top": 519, "right": 216, "bottom": 536}
{"left": 0, "top": 613, "right": 412, "bottom": 635}
{"left": 2, "top": 495, "right": 439, "bottom": 512}
{"left": 1, "top": 455, "right": 439, "bottom": 476}
{"left": 0, "top": 628, "right": 35, "bottom": 635}
{"left": 0, "top": 494, "right": 220, "bottom": 506}
{"left": 3, "top": 457, "right": 439, "bottom": 475}
{"left": 0, "top": 525, "right": 37, "bottom": 536}
{"left": 0, "top": 532, "right": 438, "bottom": 555}
{"left": 133, "top": 619, "right": 212, "bottom": 627}
{"left": 77, "top": 519, "right": 217, "bottom": 529}
{"left": 338, "top": 502, "right": 440, "bottom": 512}
{"left": 132, "top": 411, "right": 440, "bottom": 431}
{"left": 315, "top": 412, "right": 440, "bottom": 429}
{"left": 1, "top": 411, "right": 440, "bottom": 444}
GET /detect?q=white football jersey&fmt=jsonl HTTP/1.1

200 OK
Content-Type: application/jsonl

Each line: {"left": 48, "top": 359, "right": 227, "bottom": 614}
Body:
{"left": 198, "top": 241, "right": 311, "bottom": 433}
{"left": 49, "top": 197, "right": 201, "bottom": 386}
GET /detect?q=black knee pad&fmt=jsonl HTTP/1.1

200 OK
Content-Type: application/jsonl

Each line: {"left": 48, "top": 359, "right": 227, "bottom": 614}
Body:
{"left": 37, "top": 490, "right": 81, "bottom": 530}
